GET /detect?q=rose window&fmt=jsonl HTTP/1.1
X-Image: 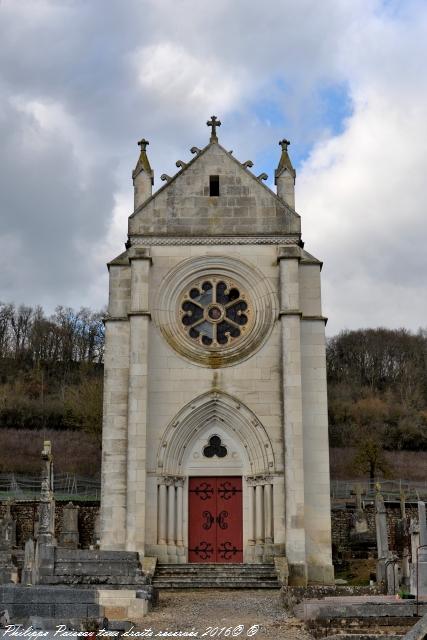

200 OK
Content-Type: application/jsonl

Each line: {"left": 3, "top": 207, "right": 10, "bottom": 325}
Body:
{"left": 180, "top": 279, "right": 250, "bottom": 347}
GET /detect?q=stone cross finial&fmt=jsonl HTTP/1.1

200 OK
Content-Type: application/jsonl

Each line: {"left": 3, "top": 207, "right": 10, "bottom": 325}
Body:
{"left": 138, "top": 138, "right": 149, "bottom": 151}
{"left": 279, "top": 139, "right": 290, "bottom": 151}
{"left": 207, "top": 115, "right": 221, "bottom": 142}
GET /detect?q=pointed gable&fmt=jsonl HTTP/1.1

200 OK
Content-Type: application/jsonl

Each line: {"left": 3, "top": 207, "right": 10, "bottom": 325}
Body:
{"left": 128, "top": 143, "right": 300, "bottom": 238}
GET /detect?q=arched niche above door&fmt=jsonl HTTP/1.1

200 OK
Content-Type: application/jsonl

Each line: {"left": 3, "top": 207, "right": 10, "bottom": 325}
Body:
{"left": 157, "top": 391, "right": 275, "bottom": 476}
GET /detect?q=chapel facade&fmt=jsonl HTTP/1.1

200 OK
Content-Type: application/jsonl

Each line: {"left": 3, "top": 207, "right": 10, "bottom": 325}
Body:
{"left": 100, "top": 118, "right": 334, "bottom": 585}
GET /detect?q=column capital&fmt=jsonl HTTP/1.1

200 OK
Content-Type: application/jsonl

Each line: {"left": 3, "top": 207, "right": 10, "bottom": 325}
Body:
{"left": 128, "top": 311, "right": 151, "bottom": 318}
{"left": 128, "top": 246, "right": 152, "bottom": 262}
{"left": 246, "top": 474, "right": 273, "bottom": 486}
{"left": 277, "top": 245, "right": 301, "bottom": 261}
{"left": 159, "top": 475, "right": 183, "bottom": 486}
{"left": 301, "top": 314, "right": 328, "bottom": 324}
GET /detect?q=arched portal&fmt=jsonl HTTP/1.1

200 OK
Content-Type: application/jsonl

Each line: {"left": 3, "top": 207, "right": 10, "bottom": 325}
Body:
{"left": 149, "top": 392, "right": 283, "bottom": 564}
{"left": 157, "top": 391, "right": 276, "bottom": 476}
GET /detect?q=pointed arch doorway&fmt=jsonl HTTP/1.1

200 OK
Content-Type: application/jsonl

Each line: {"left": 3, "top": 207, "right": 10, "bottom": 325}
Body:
{"left": 155, "top": 392, "right": 278, "bottom": 564}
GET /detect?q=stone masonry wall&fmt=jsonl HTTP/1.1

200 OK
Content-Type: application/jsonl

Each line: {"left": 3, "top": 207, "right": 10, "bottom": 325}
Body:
{"left": 0, "top": 500, "right": 98, "bottom": 548}
{"left": 332, "top": 503, "right": 418, "bottom": 554}
{"left": 1, "top": 499, "right": 417, "bottom": 557}
{"left": 128, "top": 144, "right": 299, "bottom": 237}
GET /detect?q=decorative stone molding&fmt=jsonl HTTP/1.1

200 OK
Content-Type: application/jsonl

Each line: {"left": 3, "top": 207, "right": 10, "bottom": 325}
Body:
{"left": 130, "top": 235, "right": 299, "bottom": 247}
{"left": 246, "top": 474, "right": 274, "bottom": 486}
{"left": 103, "top": 316, "right": 128, "bottom": 323}
{"left": 278, "top": 310, "right": 302, "bottom": 317}
{"left": 152, "top": 255, "right": 277, "bottom": 367}
{"left": 277, "top": 245, "right": 301, "bottom": 260}
{"left": 157, "top": 391, "right": 275, "bottom": 475}
{"left": 301, "top": 315, "right": 328, "bottom": 324}
{"left": 158, "top": 475, "right": 184, "bottom": 486}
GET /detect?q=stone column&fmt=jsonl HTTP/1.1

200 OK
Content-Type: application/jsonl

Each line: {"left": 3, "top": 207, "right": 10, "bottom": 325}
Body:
{"left": 419, "top": 502, "right": 427, "bottom": 548}
{"left": 100, "top": 263, "right": 130, "bottom": 550}
{"left": 158, "top": 482, "right": 167, "bottom": 545}
{"left": 167, "top": 481, "right": 176, "bottom": 546}
{"left": 417, "top": 501, "right": 427, "bottom": 596}
{"left": 278, "top": 246, "right": 307, "bottom": 585}
{"left": 34, "top": 478, "right": 56, "bottom": 583}
{"left": 37, "top": 479, "right": 55, "bottom": 546}
{"left": 375, "top": 486, "right": 389, "bottom": 584}
{"left": 264, "top": 483, "right": 273, "bottom": 544}
{"left": 126, "top": 249, "right": 151, "bottom": 552}
{"left": 176, "top": 480, "right": 184, "bottom": 547}
{"left": 255, "top": 484, "right": 264, "bottom": 544}
{"left": 248, "top": 484, "right": 255, "bottom": 546}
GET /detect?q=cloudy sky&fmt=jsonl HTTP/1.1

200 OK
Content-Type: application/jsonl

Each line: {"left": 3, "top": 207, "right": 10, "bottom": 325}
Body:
{"left": 1, "top": 0, "right": 426, "bottom": 335}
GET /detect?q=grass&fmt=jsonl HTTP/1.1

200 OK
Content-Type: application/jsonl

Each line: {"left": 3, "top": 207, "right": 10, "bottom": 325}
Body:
{"left": 0, "top": 428, "right": 101, "bottom": 477}
{"left": 0, "top": 428, "right": 425, "bottom": 484}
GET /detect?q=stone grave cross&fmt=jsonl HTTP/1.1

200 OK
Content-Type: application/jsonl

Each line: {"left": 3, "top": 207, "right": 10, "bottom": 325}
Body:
{"left": 351, "top": 483, "right": 368, "bottom": 534}
{"left": 375, "top": 483, "right": 390, "bottom": 584}
{"left": 37, "top": 441, "right": 56, "bottom": 544}
{"left": 351, "top": 483, "right": 366, "bottom": 511}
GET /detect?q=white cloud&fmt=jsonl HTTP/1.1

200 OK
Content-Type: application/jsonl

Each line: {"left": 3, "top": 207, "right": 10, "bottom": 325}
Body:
{"left": 298, "top": 2, "right": 427, "bottom": 333}
{"left": 11, "top": 97, "right": 100, "bottom": 183}
{"left": 0, "top": 0, "right": 426, "bottom": 335}
{"left": 133, "top": 43, "right": 244, "bottom": 117}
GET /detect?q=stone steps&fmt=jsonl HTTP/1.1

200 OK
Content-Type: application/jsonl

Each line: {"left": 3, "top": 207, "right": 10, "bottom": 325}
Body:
{"left": 0, "top": 585, "right": 102, "bottom": 621}
{"left": 152, "top": 563, "right": 280, "bottom": 589}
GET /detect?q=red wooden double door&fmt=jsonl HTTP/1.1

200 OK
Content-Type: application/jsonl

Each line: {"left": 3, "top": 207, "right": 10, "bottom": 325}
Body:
{"left": 188, "top": 476, "right": 243, "bottom": 563}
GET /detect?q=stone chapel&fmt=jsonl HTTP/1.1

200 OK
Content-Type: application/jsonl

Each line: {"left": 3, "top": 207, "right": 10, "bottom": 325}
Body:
{"left": 100, "top": 117, "right": 334, "bottom": 585}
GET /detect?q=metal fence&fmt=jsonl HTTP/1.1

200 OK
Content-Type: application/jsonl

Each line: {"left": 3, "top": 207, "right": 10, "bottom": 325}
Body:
{"left": 1, "top": 473, "right": 426, "bottom": 504}
{"left": 330, "top": 479, "right": 427, "bottom": 503}
{"left": 0, "top": 473, "right": 101, "bottom": 501}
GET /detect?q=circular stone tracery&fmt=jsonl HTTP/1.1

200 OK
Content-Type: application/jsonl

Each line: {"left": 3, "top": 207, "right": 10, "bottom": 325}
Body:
{"left": 152, "top": 255, "right": 276, "bottom": 368}
{"left": 180, "top": 279, "right": 250, "bottom": 347}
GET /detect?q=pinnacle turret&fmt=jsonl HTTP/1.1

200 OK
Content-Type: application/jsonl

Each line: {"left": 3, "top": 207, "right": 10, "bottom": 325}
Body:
{"left": 132, "top": 138, "right": 154, "bottom": 210}
{"left": 275, "top": 139, "right": 296, "bottom": 208}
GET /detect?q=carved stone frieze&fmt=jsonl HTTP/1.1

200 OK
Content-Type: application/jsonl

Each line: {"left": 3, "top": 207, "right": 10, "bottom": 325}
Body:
{"left": 130, "top": 235, "right": 299, "bottom": 247}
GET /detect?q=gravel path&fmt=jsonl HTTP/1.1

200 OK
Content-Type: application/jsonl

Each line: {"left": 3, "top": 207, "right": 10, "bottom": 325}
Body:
{"left": 140, "top": 590, "right": 314, "bottom": 639}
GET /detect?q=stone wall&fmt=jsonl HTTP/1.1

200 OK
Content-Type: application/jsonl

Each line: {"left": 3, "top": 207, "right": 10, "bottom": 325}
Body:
{"left": 331, "top": 503, "right": 418, "bottom": 554}
{"left": 1, "top": 499, "right": 417, "bottom": 558}
{"left": 0, "top": 500, "right": 98, "bottom": 548}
